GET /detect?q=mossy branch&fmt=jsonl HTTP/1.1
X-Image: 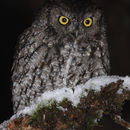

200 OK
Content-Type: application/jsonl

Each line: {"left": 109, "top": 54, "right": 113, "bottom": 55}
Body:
{"left": 6, "top": 79, "right": 130, "bottom": 130}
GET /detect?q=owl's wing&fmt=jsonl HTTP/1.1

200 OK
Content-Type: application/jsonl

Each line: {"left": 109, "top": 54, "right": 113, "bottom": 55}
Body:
{"left": 12, "top": 26, "right": 49, "bottom": 112}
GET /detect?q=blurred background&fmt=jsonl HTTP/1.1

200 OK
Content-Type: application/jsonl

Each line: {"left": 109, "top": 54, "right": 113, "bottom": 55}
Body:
{"left": 0, "top": 0, "right": 130, "bottom": 129}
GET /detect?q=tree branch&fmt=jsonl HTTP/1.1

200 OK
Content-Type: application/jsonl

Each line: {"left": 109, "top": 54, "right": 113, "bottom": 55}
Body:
{"left": 0, "top": 76, "right": 130, "bottom": 130}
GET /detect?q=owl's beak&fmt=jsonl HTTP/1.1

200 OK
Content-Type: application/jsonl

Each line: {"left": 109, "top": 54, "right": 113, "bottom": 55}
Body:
{"left": 71, "top": 31, "right": 79, "bottom": 38}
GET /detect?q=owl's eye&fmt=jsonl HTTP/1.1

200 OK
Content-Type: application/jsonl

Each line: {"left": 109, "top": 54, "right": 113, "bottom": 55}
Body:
{"left": 59, "top": 16, "right": 69, "bottom": 25}
{"left": 83, "top": 17, "right": 93, "bottom": 27}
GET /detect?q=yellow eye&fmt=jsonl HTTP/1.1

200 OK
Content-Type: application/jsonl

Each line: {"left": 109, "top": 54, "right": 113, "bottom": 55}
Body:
{"left": 83, "top": 17, "right": 93, "bottom": 27}
{"left": 59, "top": 16, "right": 69, "bottom": 25}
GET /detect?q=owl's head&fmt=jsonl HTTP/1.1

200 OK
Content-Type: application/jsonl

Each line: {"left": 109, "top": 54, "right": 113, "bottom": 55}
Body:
{"left": 33, "top": 0, "right": 105, "bottom": 43}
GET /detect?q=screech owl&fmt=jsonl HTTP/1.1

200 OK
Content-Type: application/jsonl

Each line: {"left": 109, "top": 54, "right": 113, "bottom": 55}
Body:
{"left": 12, "top": 0, "right": 110, "bottom": 113}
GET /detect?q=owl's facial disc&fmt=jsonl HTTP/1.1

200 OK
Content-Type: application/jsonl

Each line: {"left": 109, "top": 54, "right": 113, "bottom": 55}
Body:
{"left": 57, "top": 15, "right": 94, "bottom": 40}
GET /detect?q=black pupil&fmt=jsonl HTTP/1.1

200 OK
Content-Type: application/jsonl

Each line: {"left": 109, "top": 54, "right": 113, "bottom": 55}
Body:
{"left": 86, "top": 20, "right": 90, "bottom": 24}
{"left": 62, "top": 18, "right": 67, "bottom": 22}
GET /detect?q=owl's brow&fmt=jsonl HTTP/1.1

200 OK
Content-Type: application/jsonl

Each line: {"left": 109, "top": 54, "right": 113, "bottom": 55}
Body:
{"left": 71, "top": 19, "right": 80, "bottom": 22}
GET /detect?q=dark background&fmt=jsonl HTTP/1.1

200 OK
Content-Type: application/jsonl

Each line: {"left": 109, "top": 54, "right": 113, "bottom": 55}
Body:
{"left": 0, "top": 0, "right": 130, "bottom": 129}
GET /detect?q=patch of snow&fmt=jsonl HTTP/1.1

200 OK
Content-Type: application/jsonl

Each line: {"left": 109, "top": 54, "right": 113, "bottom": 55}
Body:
{"left": 117, "top": 76, "right": 130, "bottom": 94}
{"left": 121, "top": 76, "right": 130, "bottom": 90}
{"left": 117, "top": 89, "right": 123, "bottom": 94}
{"left": 0, "top": 120, "right": 10, "bottom": 130}
{"left": 83, "top": 75, "right": 121, "bottom": 91}
{"left": 57, "top": 106, "right": 68, "bottom": 112}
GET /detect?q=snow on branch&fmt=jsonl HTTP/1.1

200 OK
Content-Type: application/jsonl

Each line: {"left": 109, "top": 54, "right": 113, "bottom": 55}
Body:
{"left": 1, "top": 76, "right": 130, "bottom": 130}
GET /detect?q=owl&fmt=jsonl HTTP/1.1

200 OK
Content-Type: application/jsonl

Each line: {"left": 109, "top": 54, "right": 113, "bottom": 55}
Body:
{"left": 12, "top": 0, "right": 110, "bottom": 113}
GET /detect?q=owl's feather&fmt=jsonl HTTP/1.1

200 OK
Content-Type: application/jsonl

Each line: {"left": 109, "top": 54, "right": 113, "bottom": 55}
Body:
{"left": 12, "top": 1, "right": 110, "bottom": 113}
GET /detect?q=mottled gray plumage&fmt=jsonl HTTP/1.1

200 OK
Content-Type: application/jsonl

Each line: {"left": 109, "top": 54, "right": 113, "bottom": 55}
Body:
{"left": 12, "top": 0, "right": 110, "bottom": 113}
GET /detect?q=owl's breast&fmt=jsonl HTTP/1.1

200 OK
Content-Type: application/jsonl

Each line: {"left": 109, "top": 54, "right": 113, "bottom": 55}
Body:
{"left": 46, "top": 40, "right": 107, "bottom": 89}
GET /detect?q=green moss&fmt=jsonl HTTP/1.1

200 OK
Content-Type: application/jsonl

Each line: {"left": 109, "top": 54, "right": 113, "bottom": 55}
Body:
{"left": 27, "top": 96, "right": 103, "bottom": 129}
{"left": 27, "top": 103, "right": 44, "bottom": 124}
